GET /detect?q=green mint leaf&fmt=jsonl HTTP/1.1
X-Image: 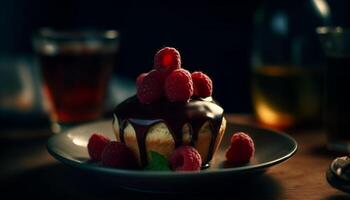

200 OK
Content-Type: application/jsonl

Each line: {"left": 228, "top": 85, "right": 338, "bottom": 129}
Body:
{"left": 144, "top": 151, "right": 171, "bottom": 171}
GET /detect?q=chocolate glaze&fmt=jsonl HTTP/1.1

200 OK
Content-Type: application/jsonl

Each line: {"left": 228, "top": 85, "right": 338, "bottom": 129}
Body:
{"left": 113, "top": 95, "right": 224, "bottom": 167}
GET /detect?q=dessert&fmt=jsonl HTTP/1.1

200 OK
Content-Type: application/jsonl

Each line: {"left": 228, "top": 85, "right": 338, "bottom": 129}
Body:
{"left": 225, "top": 132, "right": 255, "bottom": 165}
{"left": 112, "top": 47, "right": 226, "bottom": 168}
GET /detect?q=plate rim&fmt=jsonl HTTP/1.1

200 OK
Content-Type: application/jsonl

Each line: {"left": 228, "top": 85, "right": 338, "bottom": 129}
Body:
{"left": 47, "top": 120, "right": 298, "bottom": 177}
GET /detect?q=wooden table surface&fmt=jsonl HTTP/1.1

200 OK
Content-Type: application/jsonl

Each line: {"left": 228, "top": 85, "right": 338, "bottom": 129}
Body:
{"left": 0, "top": 114, "right": 349, "bottom": 200}
{"left": 226, "top": 115, "right": 348, "bottom": 200}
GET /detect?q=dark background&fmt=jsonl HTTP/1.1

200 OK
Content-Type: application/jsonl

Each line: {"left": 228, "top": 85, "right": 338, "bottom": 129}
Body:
{"left": 0, "top": 0, "right": 349, "bottom": 113}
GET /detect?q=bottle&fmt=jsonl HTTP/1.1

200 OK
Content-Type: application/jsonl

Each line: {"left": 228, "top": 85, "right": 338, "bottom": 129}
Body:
{"left": 251, "top": 0, "right": 330, "bottom": 129}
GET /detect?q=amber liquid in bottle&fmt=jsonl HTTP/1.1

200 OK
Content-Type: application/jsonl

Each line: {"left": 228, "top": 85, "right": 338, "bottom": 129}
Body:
{"left": 252, "top": 65, "right": 323, "bottom": 129}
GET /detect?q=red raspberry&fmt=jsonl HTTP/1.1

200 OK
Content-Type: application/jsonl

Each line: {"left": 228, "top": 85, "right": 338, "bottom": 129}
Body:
{"left": 191, "top": 71, "right": 213, "bottom": 97}
{"left": 101, "top": 141, "right": 137, "bottom": 169}
{"left": 165, "top": 69, "right": 193, "bottom": 102}
{"left": 87, "top": 133, "right": 111, "bottom": 161}
{"left": 225, "top": 132, "right": 255, "bottom": 165}
{"left": 136, "top": 73, "right": 147, "bottom": 88}
{"left": 170, "top": 146, "right": 202, "bottom": 171}
{"left": 137, "top": 70, "right": 164, "bottom": 104}
{"left": 154, "top": 47, "right": 181, "bottom": 76}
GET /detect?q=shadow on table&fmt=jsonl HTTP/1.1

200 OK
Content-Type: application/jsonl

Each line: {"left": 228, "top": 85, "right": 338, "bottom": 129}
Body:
{"left": 310, "top": 145, "right": 347, "bottom": 159}
{"left": 326, "top": 194, "right": 350, "bottom": 200}
{"left": 0, "top": 163, "right": 281, "bottom": 200}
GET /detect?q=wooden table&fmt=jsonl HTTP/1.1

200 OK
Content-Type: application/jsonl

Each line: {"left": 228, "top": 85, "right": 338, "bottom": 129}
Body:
{"left": 226, "top": 115, "right": 349, "bottom": 200}
{"left": 0, "top": 115, "right": 349, "bottom": 200}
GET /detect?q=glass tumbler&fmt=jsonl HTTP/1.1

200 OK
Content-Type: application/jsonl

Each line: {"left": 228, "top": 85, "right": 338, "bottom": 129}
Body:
{"left": 33, "top": 28, "right": 119, "bottom": 133}
{"left": 318, "top": 27, "right": 350, "bottom": 152}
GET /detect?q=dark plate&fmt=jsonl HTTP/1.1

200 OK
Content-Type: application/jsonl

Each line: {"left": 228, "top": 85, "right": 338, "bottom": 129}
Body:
{"left": 47, "top": 120, "right": 297, "bottom": 192}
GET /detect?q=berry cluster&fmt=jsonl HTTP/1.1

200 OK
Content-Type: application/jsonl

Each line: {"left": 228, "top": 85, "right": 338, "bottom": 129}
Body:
{"left": 87, "top": 131, "right": 255, "bottom": 170}
{"left": 87, "top": 133, "right": 202, "bottom": 171}
{"left": 87, "top": 133, "right": 137, "bottom": 169}
{"left": 137, "top": 47, "right": 213, "bottom": 104}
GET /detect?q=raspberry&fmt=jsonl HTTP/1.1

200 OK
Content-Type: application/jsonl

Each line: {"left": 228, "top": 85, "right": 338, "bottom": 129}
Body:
{"left": 136, "top": 73, "right": 147, "bottom": 88}
{"left": 101, "top": 141, "right": 137, "bottom": 169}
{"left": 191, "top": 71, "right": 213, "bottom": 97}
{"left": 165, "top": 69, "right": 193, "bottom": 102}
{"left": 225, "top": 132, "right": 255, "bottom": 165}
{"left": 170, "top": 146, "right": 202, "bottom": 171}
{"left": 137, "top": 70, "right": 164, "bottom": 104}
{"left": 87, "top": 133, "right": 111, "bottom": 161}
{"left": 154, "top": 47, "right": 181, "bottom": 76}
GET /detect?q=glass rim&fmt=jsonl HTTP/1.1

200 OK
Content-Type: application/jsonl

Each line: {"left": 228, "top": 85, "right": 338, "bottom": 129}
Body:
{"left": 316, "top": 26, "right": 350, "bottom": 35}
{"left": 34, "top": 28, "right": 119, "bottom": 40}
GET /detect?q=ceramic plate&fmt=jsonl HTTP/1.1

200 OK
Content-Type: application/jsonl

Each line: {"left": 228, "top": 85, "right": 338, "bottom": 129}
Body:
{"left": 47, "top": 120, "right": 297, "bottom": 192}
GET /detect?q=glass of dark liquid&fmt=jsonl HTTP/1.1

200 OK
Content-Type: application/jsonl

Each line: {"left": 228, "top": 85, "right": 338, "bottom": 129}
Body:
{"left": 318, "top": 27, "right": 350, "bottom": 152}
{"left": 33, "top": 28, "right": 119, "bottom": 133}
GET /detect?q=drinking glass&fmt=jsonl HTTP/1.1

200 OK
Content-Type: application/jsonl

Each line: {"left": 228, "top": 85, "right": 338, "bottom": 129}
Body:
{"left": 251, "top": 1, "right": 327, "bottom": 129}
{"left": 317, "top": 27, "right": 350, "bottom": 152}
{"left": 33, "top": 28, "right": 119, "bottom": 133}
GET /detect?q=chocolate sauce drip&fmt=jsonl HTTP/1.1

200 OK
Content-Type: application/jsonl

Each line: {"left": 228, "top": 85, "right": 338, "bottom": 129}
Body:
{"left": 114, "top": 95, "right": 224, "bottom": 166}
